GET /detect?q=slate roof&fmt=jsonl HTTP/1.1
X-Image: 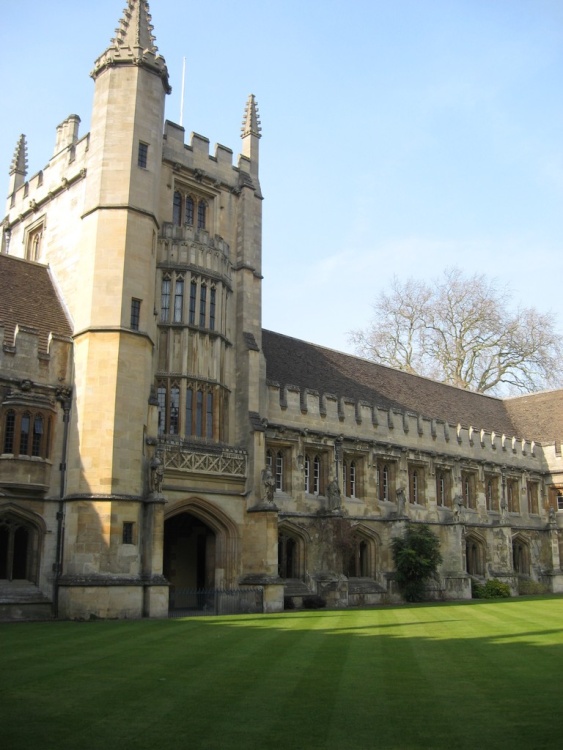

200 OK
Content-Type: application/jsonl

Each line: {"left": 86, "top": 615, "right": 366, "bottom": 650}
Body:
{"left": 262, "top": 329, "right": 525, "bottom": 438}
{"left": 0, "top": 254, "right": 72, "bottom": 352}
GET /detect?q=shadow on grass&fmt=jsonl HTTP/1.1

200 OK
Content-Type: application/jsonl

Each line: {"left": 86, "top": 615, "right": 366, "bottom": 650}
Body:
{"left": 2, "top": 599, "right": 563, "bottom": 750}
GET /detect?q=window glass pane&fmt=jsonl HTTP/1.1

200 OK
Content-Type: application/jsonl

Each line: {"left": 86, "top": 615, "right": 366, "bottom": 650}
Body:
{"left": 138, "top": 142, "right": 148, "bottom": 168}
{"left": 206, "top": 392, "right": 213, "bottom": 439}
{"left": 20, "top": 413, "right": 31, "bottom": 455}
{"left": 197, "top": 201, "right": 206, "bottom": 229}
{"left": 157, "top": 387, "right": 166, "bottom": 435}
{"left": 185, "top": 196, "right": 194, "bottom": 225}
{"left": 32, "top": 415, "right": 43, "bottom": 456}
{"left": 161, "top": 278, "right": 170, "bottom": 321}
{"left": 170, "top": 387, "right": 180, "bottom": 434}
{"left": 174, "top": 278, "right": 184, "bottom": 322}
{"left": 210, "top": 287, "right": 216, "bottom": 331}
{"left": 185, "top": 388, "right": 193, "bottom": 436}
{"left": 130, "top": 299, "right": 141, "bottom": 330}
{"left": 196, "top": 391, "right": 203, "bottom": 436}
{"left": 173, "top": 192, "right": 182, "bottom": 225}
{"left": 3, "top": 410, "right": 15, "bottom": 453}
{"left": 189, "top": 281, "right": 197, "bottom": 325}
{"left": 199, "top": 285, "right": 207, "bottom": 327}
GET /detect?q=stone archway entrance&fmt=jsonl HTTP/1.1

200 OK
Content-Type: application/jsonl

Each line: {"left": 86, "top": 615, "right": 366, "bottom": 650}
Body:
{"left": 163, "top": 512, "right": 216, "bottom": 594}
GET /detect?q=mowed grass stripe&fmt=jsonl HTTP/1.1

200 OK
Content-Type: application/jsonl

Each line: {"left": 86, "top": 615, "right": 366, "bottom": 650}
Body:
{"left": 2, "top": 599, "right": 563, "bottom": 749}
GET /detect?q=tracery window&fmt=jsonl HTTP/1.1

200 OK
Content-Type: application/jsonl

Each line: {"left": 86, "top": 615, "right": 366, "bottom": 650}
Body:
{"left": 436, "top": 469, "right": 451, "bottom": 507}
{"left": 376, "top": 460, "right": 395, "bottom": 502}
{"left": 174, "top": 277, "right": 184, "bottom": 322}
{"left": 172, "top": 189, "right": 208, "bottom": 230}
{"left": 461, "top": 471, "right": 477, "bottom": 510}
{"left": 527, "top": 481, "right": 539, "bottom": 514}
{"left": 343, "top": 458, "right": 359, "bottom": 498}
{"left": 408, "top": 465, "right": 424, "bottom": 504}
{"left": 304, "top": 452, "right": 326, "bottom": 495}
{"left": 160, "top": 276, "right": 171, "bottom": 322}
{"left": 485, "top": 474, "right": 498, "bottom": 511}
{"left": 157, "top": 379, "right": 225, "bottom": 441}
{"left": 2, "top": 408, "right": 52, "bottom": 459}
{"left": 506, "top": 478, "right": 520, "bottom": 513}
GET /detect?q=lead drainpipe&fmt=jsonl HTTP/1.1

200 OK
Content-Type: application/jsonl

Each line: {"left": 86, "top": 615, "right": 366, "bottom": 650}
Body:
{"left": 54, "top": 389, "right": 71, "bottom": 618}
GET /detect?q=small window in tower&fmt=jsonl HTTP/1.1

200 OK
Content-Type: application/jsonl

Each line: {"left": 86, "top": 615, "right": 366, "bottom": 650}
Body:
{"left": 122, "top": 522, "right": 135, "bottom": 545}
{"left": 138, "top": 142, "right": 148, "bottom": 169}
{"left": 130, "top": 299, "right": 141, "bottom": 330}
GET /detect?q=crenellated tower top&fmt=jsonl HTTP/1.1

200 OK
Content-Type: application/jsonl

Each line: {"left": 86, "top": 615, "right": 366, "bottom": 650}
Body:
{"left": 91, "top": 0, "right": 171, "bottom": 93}
{"left": 9, "top": 134, "right": 27, "bottom": 194}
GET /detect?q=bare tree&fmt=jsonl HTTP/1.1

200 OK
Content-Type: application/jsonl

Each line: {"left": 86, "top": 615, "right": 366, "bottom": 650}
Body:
{"left": 349, "top": 267, "right": 563, "bottom": 394}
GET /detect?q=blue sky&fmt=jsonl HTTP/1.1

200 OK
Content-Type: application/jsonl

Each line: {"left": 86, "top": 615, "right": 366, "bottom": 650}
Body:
{"left": 2, "top": 0, "right": 562, "bottom": 352}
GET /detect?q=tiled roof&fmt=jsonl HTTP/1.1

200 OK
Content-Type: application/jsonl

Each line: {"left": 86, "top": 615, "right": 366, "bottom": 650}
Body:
{"left": 505, "top": 390, "right": 563, "bottom": 445}
{"left": 262, "top": 329, "right": 520, "bottom": 437}
{"left": 0, "top": 254, "right": 72, "bottom": 352}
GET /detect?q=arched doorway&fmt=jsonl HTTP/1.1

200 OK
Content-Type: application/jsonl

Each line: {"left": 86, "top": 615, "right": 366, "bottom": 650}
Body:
{"left": 465, "top": 534, "right": 485, "bottom": 577}
{"left": 164, "top": 512, "right": 216, "bottom": 594}
{"left": 0, "top": 510, "right": 41, "bottom": 583}
{"left": 278, "top": 533, "right": 298, "bottom": 579}
{"left": 512, "top": 536, "right": 530, "bottom": 575}
{"left": 344, "top": 527, "right": 378, "bottom": 579}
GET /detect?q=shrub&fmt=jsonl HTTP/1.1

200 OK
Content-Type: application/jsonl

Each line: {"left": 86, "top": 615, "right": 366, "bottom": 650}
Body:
{"left": 391, "top": 524, "right": 442, "bottom": 602}
{"left": 283, "top": 596, "right": 295, "bottom": 610}
{"left": 518, "top": 579, "right": 549, "bottom": 596}
{"left": 302, "top": 595, "right": 326, "bottom": 609}
{"left": 472, "top": 579, "right": 511, "bottom": 599}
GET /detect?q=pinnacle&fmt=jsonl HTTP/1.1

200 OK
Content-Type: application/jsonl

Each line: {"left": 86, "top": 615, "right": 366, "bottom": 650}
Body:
{"left": 241, "top": 95, "right": 262, "bottom": 139}
{"left": 91, "top": 1, "right": 171, "bottom": 93}
{"left": 112, "top": 0, "right": 157, "bottom": 55}
{"left": 10, "top": 134, "right": 27, "bottom": 177}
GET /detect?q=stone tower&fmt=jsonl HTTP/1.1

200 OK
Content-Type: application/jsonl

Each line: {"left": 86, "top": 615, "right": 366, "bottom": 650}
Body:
{"left": 60, "top": 0, "right": 171, "bottom": 617}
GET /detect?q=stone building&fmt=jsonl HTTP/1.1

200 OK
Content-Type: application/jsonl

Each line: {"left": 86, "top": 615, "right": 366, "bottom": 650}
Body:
{"left": 1, "top": 0, "right": 563, "bottom": 620}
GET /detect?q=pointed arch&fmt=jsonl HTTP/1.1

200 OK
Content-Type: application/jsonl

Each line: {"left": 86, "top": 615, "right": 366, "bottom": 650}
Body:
{"left": 344, "top": 524, "right": 380, "bottom": 579}
{"left": 465, "top": 531, "right": 486, "bottom": 577}
{"left": 0, "top": 503, "right": 46, "bottom": 583}
{"left": 512, "top": 533, "right": 530, "bottom": 576}
{"left": 277, "top": 520, "right": 309, "bottom": 580}
{"left": 165, "top": 498, "right": 240, "bottom": 587}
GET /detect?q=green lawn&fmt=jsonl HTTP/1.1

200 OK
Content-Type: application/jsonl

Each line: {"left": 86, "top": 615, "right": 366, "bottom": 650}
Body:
{"left": 2, "top": 598, "right": 563, "bottom": 750}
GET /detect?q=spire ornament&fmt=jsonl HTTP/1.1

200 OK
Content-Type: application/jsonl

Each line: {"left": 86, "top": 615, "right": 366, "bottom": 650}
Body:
{"left": 241, "top": 95, "right": 262, "bottom": 139}
{"left": 10, "top": 134, "right": 27, "bottom": 178}
{"left": 91, "top": 0, "right": 171, "bottom": 93}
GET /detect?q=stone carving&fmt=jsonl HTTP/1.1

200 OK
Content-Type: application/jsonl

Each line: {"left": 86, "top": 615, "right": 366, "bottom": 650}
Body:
{"left": 150, "top": 452, "right": 164, "bottom": 495}
{"left": 396, "top": 487, "right": 406, "bottom": 516}
{"left": 262, "top": 466, "right": 276, "bottom": 503}
{"left": 326, "top": 478, "right": 341, "bottom": 511}
{"left": 453, "top": 494, "right": 464, "bottom": 522}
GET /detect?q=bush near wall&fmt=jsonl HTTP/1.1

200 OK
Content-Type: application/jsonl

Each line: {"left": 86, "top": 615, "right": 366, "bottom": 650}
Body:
{"left": 472, "top": 579, "right": 511, "bottom": 599}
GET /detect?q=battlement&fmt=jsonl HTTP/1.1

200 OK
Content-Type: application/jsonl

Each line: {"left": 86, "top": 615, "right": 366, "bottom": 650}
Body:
{"left": 5, "top": 119, "right": 88, "bottom": 224}
{"left": 163, "top": 120, "right": 258, "bottom": 190}
{"left": 266, "top": 381, "right": 545, "bottom": 473}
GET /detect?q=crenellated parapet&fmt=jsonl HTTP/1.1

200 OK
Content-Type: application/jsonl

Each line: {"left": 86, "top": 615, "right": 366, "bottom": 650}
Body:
{"left": 266, "top": 380, "right": 544, "bottom": 473}
{"left": 4, "top": 122, "right": 88, "bottom": 223}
